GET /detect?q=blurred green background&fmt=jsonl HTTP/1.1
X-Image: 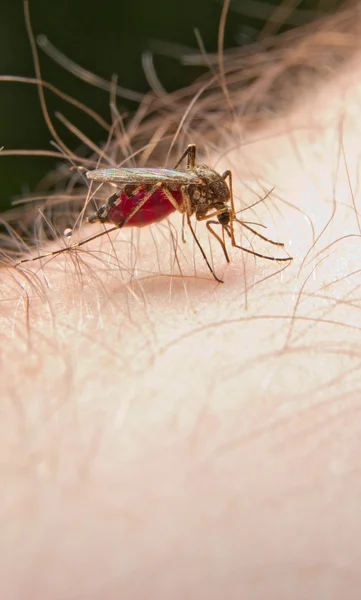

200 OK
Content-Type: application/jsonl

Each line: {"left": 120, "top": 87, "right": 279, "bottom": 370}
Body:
{"left": 0, "top": 0, "right": 339, "bottom": 211}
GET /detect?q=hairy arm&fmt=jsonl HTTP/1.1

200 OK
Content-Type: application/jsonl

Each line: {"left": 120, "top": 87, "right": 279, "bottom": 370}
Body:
{"left": 2, "top": 14, "right": 361, "bottom": 600}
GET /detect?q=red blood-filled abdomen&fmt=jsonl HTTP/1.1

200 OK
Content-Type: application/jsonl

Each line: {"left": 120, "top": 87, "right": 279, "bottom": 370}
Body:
{"left": 107, "top": 187, "right": 183, "bottom": 227}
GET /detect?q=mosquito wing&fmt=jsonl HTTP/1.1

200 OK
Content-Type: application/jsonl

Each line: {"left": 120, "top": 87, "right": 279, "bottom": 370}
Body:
{"left": 86, "top": 167, "right": 203, "bottom": 186}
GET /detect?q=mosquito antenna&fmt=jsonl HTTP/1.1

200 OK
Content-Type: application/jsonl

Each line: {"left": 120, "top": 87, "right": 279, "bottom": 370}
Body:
{"left": 235, "top": 219, "right": 285, "bottom": 246}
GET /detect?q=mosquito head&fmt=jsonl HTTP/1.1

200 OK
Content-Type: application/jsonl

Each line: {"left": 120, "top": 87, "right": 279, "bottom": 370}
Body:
{"left": 217, "top": 209, "right": 231, "bottom": 226}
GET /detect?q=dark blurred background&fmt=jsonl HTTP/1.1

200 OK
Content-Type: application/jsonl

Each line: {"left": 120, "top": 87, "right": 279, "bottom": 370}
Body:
{"left": 0, "top": 0, "right": 340, "bottom": 211}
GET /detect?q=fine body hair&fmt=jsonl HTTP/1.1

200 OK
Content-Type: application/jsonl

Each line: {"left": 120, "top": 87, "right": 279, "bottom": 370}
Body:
{"left": 1, "top": 3, "right": 361, "bottom": 599}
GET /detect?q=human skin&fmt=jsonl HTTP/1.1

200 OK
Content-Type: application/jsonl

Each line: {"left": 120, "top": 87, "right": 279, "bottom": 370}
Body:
{"left": 2, "top": 15, "right": 361, "bottom": 600}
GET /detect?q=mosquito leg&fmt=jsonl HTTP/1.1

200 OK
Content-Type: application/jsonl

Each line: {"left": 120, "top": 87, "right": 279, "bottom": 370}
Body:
{"left": 186, "top": 214, "right": 223, "bottom": 283}
{"left": 158, "top": 184, "right": 188, "bottom": 242}
{"left": 236, "top": 219, "right": 285, "bottom": 247}
{"left": 173, "top": 144, "right": 196, "bottom": 170}
{"left": 14, "top": 225, "right": 119, "bottom": 267}
{"left": 231, "top": 243, "right": 292, "bottom": 261}
{"left": 16, "top": 183, "right": 171, "bottom": 267}
{"left": 160, "top": 186, "right": 185, "bottom": 214}
{"left": 179, "top": 186, "right": 223, "bottom": 281}
{"left": 221, "top": 169, "right": 238, "bottom": 248}
{"left": 185, "top": 144, "right": 196, "bottom": 169}
{"left": 222, "top": 170, "right": 232, "bottom": 183}
{"left": 15, "top": 182, "right": 183, "bottom": 267}
{"left": 181, "top": 214, "right": 186, "bottom": 243}
{"left": 222, "top": 170, "right": 233, "bottom": 208}
{"left": 206, "top": 220, "right": 230, "bottom": 263}
{"left": 195, "top": 209, "right": 225, "bottom": 221}
{"left": 117, "top": 183, "right": 161, "bottom": 227}
{"left": 87, "top": 183, "right": 161, "bottom": 229}
{"left": 225, "top": 224, "right": 292, "bottom": 262}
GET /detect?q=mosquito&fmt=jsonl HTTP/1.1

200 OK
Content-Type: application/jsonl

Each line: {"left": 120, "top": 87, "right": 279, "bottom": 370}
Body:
{"left": 15, "top": 144, "right": 292, "bottom": 282}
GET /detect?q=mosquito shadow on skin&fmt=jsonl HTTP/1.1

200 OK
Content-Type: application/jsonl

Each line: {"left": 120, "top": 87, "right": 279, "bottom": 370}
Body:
{"left": 126, "top": 270, "right": 226, "bottom": 303}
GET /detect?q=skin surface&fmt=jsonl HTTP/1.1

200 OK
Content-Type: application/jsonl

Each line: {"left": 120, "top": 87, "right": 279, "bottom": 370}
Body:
{"left": 2, "top": 19, "right": 361, "bottom": 600}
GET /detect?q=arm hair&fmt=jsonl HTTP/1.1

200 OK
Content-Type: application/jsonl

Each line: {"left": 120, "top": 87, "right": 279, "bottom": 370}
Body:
{"left": 1, "top": 8, "right": 361, "bottom": 599}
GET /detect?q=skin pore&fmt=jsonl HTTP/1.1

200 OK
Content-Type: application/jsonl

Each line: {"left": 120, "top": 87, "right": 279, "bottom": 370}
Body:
{"left": 2, "top": 7, "right": 361, "bottom": 599}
